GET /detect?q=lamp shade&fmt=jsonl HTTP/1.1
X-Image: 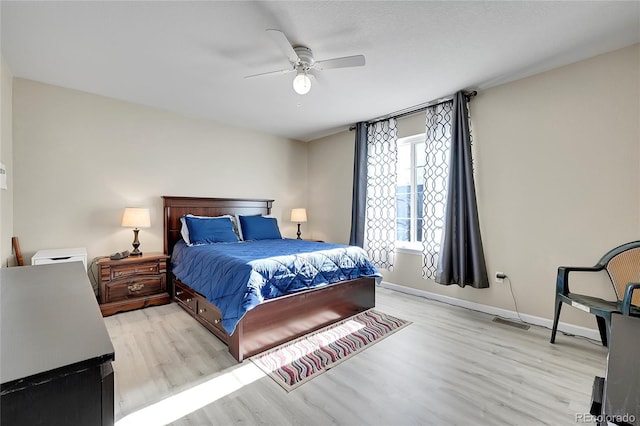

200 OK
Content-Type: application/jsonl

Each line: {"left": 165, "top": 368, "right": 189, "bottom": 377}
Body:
{"left": 290, "top": 208, "right": 307, "bottom": 223}
{"left": 121, "top": 207, "right": 151, "bottom": 228}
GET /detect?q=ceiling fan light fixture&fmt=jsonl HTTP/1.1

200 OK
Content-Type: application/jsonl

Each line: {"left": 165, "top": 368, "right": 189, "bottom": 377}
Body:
{"left": 293, "top": 71, "right": 311, "bottom": 95}
{"left": 247, "top": 30, "right": 365, "bottom": 95}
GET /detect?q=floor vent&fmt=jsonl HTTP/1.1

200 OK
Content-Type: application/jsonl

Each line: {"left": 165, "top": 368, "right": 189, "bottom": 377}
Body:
{"left": 492, "top": 317, "right": 530, "bottom": 330}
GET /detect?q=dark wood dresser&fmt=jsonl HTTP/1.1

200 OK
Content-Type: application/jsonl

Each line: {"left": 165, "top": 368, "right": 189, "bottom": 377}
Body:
{"left": 1, "top": 262, "right": 115, "bottom": 426}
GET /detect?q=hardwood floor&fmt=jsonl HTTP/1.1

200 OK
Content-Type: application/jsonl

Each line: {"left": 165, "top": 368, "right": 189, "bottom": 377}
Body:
{"left": 104, "top": 287, "right": 606, "bottom": 426}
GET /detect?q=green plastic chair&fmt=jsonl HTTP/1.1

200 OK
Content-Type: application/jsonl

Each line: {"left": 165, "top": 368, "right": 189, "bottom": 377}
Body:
{"left": 550, "top": 241, "right": 640, "bottom": 347}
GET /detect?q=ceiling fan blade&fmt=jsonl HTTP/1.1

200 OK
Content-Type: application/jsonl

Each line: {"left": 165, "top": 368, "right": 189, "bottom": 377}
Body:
{"left": 244, "top": 68, "right": 294, "bottom": 79}
{"left": 266, "top": 29, "right": 299, "bottom": 65}
{"left": 314, "top": 55, "right": 366, "bottom": 70}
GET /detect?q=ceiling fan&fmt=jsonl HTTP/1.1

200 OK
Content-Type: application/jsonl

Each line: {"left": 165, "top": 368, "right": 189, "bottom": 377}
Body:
{"left": 245, "top": 29, "right": 366, "bottom": 95}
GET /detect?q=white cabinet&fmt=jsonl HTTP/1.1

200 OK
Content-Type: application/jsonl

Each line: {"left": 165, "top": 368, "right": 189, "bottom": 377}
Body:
{"left": 31, "top": 247, "right": 88, "bottom": 271}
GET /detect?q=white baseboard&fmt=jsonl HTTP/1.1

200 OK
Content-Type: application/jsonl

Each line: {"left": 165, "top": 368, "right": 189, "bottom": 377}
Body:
{"left": 379, "top": 281, "right": 602, "bottom": 342}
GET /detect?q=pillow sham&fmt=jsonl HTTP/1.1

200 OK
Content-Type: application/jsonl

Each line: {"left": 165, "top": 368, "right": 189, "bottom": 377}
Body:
{"left": 181, "top": 215, "right": 239, "bottom": 245}
{"left": 180, "top": 214, "right": 240, "bottom": 245}
{"left": 235, "top": 214, "right": 274, "bottom": 240}
{"left": 237, "top": 215, "right": 282, "bottom": 240}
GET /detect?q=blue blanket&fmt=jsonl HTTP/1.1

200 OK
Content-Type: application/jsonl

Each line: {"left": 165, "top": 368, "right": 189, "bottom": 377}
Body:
{"left": 171, "top": 239, "right": 380, "bottom": 335}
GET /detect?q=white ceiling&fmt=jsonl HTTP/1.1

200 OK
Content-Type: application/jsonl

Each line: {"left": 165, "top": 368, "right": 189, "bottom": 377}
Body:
{"left": 2, "top": 1, "right": 639, "bottom": 141}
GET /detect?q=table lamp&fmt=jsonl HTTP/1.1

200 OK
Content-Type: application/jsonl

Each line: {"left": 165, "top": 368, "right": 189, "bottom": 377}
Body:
{"left": 121, "top": 207, "right": 151, "bottom": 256}
{"left": 290, "top": 208, "right": 307, "bottom": 240}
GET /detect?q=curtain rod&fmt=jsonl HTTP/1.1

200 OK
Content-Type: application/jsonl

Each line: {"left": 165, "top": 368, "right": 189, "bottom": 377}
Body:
{"left": 349, "top": 90, "right": 477, "bottom": 131}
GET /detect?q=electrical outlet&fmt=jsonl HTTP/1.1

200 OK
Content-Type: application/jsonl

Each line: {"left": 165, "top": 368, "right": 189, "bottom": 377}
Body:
{"left": 495, "top": 272, "right": 505, "bottom": 283}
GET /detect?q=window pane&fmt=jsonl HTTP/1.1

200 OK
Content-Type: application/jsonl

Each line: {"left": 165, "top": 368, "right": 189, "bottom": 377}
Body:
{"left": 396, "top": 145, "right": 413, "bottom": 188}
{"left": 397, "top": 143, "right": 412, "bottom": 195}
{"left": 396, "top": 135, "right": 432, "bottom": 245}
{"left": 396, "top": 194, "right": 411, "bottom": 218}
{"left": 415, "top": 166, "right": 425, "bottom": 187}
{"left": 396, "top": 219, "right": 410, "bottom": 241}
{"left": 396, "top": 168, "right": 411, "bottom": 193}
{"left": 397, "top": 143, "right": 411, "bottom": 169}
{"left": 415, "top": 142, "right": 426, "bottom": 167}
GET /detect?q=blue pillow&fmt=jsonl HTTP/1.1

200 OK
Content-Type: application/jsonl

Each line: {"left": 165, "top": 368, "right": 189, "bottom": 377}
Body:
{"left": 238, "top": 215, "right": 282, "bottom": 240}
{"left": 184, "top": 215, "right": 239, "bottom": 244}
{"left": 180, "top": 214, "right": 239, "bottom": 245}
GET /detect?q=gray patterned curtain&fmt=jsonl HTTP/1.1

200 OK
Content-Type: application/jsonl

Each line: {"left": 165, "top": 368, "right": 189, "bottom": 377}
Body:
{"left": 435, "top": 92, "right": 489, "bottom": 288}
{"left": 364, "top": 119, "right": 397, "bottom": 270}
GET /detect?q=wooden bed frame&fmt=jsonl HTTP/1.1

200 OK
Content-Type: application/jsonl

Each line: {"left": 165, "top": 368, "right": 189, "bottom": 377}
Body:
{"left": 162, "top": 196, "right": 376, "bottom": 362}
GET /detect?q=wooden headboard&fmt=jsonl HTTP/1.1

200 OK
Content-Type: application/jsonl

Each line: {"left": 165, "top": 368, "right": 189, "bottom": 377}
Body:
{"left": 162, "top": 196, "right": 273, "bottom": 255}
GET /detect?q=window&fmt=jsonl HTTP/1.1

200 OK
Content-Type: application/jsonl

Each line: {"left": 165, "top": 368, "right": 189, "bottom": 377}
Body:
{"left": 395, "top": 132, "right": 449, "bottom": 251}
{"left": 395, "top": 134, "right": 425, "bottom": 250}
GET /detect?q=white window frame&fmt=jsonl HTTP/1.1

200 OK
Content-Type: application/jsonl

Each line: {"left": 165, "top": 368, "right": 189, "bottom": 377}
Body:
{"left": 395, "top": 133, "right": 425, "bottom": 253}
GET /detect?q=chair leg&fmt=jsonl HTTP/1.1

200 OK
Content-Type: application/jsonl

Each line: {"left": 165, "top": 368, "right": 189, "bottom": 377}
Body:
{"left": 550, "top": 298, "right": 563, "bottom": 343}
{"left": 595, "top": 316, "right": 608, "bottom": 347}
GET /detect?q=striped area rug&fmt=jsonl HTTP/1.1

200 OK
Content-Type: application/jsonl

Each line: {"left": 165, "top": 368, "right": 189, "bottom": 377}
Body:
{"left": 251, "top": 309, "right": 410, "bottom": 391}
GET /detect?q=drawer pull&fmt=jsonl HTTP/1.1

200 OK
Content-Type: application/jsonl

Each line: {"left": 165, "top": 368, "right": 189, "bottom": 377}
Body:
{"left": 128, "top": 283, "right": 145, "bottom": 292}
{"left": 214, "top": 319, "right": 220, "bottom": 324}
{"left": 176, "top": 291, "right": 183, "bottom": 296}
{"left": 186, "top": 298, "right": 192, "bottom": 303}
{"left": 199, "top": 308, "right": 205, "bottom": 314}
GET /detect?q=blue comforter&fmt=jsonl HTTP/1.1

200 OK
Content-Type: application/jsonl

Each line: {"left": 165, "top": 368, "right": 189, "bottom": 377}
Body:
{"left": 171, "top": 239, "right": 380, "bottom": 335}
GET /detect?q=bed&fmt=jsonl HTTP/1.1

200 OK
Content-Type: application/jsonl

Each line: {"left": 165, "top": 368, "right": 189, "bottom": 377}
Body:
{"left": 163, "top": 196, "right": 378, "bottom": 362}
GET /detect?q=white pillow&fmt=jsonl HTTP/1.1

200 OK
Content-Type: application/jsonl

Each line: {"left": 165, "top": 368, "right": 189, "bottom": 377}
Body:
{"left": 180, "top": 214, "right": 239, "bottom": 246}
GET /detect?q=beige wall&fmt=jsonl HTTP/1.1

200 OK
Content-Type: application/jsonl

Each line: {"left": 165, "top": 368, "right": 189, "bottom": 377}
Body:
{"left": 12, "top": 79, "right": 308, "bottom": 263}
{"left": 307, "top": 130, "right": 356, "bottom": 244}
{"left": 1, "top": 55, "right": 13, "bottom": 267}
{"left": 308, "top": 44, "right": 640, "bottom": 330}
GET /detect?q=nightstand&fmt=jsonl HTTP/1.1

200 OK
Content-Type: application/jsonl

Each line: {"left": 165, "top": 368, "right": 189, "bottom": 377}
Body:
{"left": 96, "top": 253, "right": 170, "bottom": 316}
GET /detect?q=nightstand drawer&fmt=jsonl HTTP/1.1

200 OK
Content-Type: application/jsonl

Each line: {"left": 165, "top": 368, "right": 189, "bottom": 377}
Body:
{"left": 110, "top": 262, "right": 159, "bottom": 279}
{"left": 105, "top": 276, "right": 164, "bottom": 301}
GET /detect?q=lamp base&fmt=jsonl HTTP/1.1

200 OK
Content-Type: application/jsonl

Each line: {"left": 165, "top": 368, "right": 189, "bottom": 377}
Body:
{"left": 296, "top": 223, "right": 302, "bottom": 240}
{"left": 131, "top": 228, "right": 143, "bottom": 256}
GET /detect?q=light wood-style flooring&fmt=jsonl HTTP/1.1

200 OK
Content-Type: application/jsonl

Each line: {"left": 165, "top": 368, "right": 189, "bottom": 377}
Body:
{"left": 104, "top": 287, "right": 606, "bottom": 426}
